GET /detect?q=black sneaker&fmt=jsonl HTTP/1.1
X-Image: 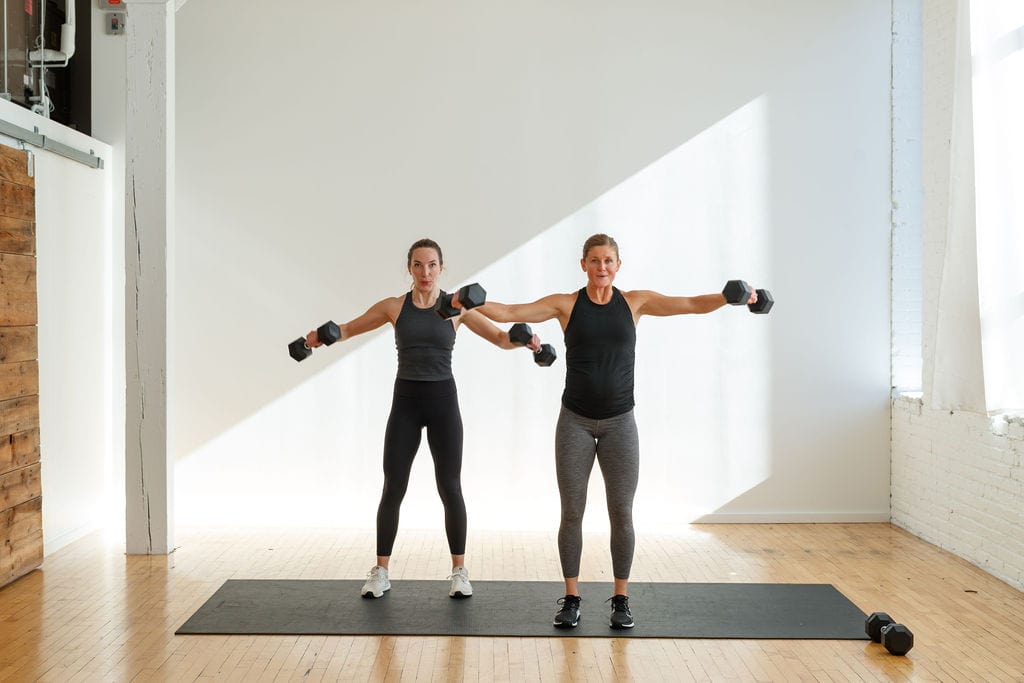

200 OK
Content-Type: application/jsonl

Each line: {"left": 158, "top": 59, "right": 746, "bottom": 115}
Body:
{"left": 608, "top": 594, "right": 634, "bottom": 629}
{"left": 553, "top": 594, "right": 581, "bottom": 628}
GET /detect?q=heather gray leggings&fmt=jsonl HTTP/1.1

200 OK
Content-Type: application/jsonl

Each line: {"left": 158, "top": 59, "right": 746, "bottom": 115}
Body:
{"left": 555, "top": 406, "right": 639, "bottom": 580}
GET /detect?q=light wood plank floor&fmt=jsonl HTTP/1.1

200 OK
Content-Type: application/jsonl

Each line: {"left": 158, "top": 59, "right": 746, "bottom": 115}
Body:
{"left": 1, "top": 523, "right": 1022, "bottom": 681}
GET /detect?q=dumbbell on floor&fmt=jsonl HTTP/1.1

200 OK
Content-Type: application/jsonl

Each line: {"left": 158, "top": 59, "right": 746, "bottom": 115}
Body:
{"left": 509, "top": 323, "right": 557, "bottom": 367}
{"left": 865, "top": 611, "right": 914, "bottom": 656}
{"left": 722, "top": 279, "right": 774, "bottom": 314}
{"left": 288, "top": 320, "right": 341, "bottom": 362}
{"left": 435, "top": 283, "right": 487, "bottom": 319}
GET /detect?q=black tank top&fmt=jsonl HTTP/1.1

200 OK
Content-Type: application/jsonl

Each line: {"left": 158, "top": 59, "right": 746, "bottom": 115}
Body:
{"left": 561, "top": 287, "right": 636, "bottom": 419}
{"left": 394, "top": 291, "right": 456, "bottom": 381}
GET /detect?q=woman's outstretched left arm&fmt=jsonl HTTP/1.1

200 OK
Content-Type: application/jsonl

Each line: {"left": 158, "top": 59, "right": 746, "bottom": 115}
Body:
{"left": 626, "top": 288, "right": 757, "bottom": 318}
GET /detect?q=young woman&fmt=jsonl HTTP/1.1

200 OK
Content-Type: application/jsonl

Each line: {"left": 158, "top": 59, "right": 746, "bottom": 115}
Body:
{"left": 477, "top": 233, "right": 760, "bottom": 629}
{"left": 304, "top": 238, "right": 541, "bottom": 599}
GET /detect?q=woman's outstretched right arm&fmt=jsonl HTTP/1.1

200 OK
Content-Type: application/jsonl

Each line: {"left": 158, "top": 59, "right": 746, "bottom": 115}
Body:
{"left": 306, "top": 297, "right": 399, "bottom": 347}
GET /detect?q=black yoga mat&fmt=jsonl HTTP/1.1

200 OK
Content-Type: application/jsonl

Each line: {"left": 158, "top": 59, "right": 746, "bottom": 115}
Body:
{"left": 177, "top": 580, "right": 869, "bottom": 639}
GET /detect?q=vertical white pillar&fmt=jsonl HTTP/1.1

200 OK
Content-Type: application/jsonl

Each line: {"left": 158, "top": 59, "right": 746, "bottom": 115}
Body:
{"left": 125, "top": 0, "right": 175, "bottom": 554}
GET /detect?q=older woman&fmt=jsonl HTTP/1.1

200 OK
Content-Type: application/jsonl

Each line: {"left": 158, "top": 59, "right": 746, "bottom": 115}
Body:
{"left": 477, "top": 233, "right": 761, "bottom": 629}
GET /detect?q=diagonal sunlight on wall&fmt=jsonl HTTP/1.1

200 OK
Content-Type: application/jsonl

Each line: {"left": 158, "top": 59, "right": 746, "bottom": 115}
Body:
{"left": 459, "top": 96, "right": 773, "bottom": 531}
{"left": 176, "top": 98, "right": 771, "bottom": 533}
{"left": 176, "top": 331, "right": 398, "bottom": 529}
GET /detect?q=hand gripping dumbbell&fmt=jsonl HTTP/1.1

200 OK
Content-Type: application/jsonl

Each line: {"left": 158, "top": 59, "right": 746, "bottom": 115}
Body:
{"left": 288, "top": 320, "right": 341, "bottom": 362}
{"left": 508, "top": 323, "right": 557, "bottom": 367}
{"left": 722, "top": 279, "right": 774, "bottom": 314}
{"left": 435, "top": 283, "right": 487, "bottom": 319}
{"left": 865, "top": 611, "right": 914, "bottom": 656}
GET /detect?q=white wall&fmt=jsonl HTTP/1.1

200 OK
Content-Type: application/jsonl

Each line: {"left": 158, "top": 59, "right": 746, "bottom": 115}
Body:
{"left": 89, "top": 0, "right": 127, "bottom": 548}
{"left": 173, "top": 1, "right": 893, "bottom": 532}
{"left": 0, "top": 99, "right": 117, "bottom": 554}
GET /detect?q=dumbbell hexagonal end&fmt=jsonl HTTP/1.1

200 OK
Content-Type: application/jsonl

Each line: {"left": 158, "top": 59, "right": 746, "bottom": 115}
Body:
{"left": 880, "top": 623, "right": 914, "bottom": 656}
{"left": 459, "top": 283, "right": 487, "bottom": 310}
{"left": 288, "top": 338, "right": 311, "bottom": 362}
{"left": 509, "top": 323, "right": 533, "bottom": 346}
{"left": 749, "top": 289, "right": 774, "bottom": 314}
{"left": 722, "top": 280, "right": 752, "bottom": 305}
{"left": 434, "top": 292, "right": 461, "bottom": 319}
{"left": 535, "top": 344, "right": 557, "bottom": 367}
{"left": 317, "top": 320, "right": 342, "bottom": 345}
{"left": 865, "top": 612, "right": 894, "bottom": 642}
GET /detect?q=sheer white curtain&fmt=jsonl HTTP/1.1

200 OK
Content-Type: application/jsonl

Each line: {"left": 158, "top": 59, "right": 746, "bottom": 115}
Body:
{"left": 971, "top": 0, "right": 1024, "bottom": 414}
{"left": 930, "top": 0, "right": 986, "bottom": 412}
{"left": 929, "top": 0, "right": 1024, "bottom": 415}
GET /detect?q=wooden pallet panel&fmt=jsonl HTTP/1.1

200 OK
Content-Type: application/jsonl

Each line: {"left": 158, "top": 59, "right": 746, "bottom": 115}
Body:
{"left": 0, "top": 253, "right": 37, "bottom": 325}
{"left": 0, "top": 183, "right": 34, "bottom": 222}
{"left": 0, "top": 326, "right": 37, "bottom": 363}
{"left": 0, "top": 360, "right": 38, "bottom": 401}
{"left": 0, "top": 463, "right": 40, "bottom": 510}
{"left": 0, "top": 145, "right": 33, "bottom": 187}
{"left": 0, "top": 396, "right": 39, "bottom": 438}
{"left": 0, "top": 216, "right": 35, "bottom": 256}
{"left": 0, "top": 428, "right": 39, "bottom": 476}
{"left": 0, "top": 496, "right": 42, "bottom": 548}
{"left": 0, "top": 145, "right": 40, "bottom": 589}
{"left": 0, "top": 500, "right": 42, "bottom": 585}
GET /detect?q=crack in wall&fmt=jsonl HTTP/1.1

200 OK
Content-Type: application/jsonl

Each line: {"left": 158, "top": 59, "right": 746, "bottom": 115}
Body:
{"left": 130, "top": 173, "right": 154, "bottom": 553}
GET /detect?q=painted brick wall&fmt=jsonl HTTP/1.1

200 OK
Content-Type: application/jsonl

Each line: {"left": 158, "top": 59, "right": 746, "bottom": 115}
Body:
{"left": 890, "top": 0, "right": 1024, "bottom": 592}
{"left": 892, "top": 397, "right": 1024, "bottom": 590}
{"left": 890, "top": 0, "right": 923, "bottom": 392}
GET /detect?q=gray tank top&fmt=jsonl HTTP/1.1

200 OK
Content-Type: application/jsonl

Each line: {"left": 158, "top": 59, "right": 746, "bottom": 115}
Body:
{"left": 395, "top": 291, "right": 456, "bottom": 381}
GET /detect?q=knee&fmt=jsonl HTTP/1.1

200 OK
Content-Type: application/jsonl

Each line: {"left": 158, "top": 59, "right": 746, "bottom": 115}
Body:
{"left": 380, "top": 478, "right": 409, "bottom": 505}
{"left": 560, "top": 504, "right": 586, "bottom": 526}
{"left": 436, "top": 478, "right": 464, "bottom": 505}
{"left": 607, "top": 505, "right": 634, "bottom": 532}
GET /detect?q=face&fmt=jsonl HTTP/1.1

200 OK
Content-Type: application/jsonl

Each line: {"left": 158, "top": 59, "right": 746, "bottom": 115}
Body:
{"left": 581, "top": 245, "right": 620, "bottom": 287}
{"left": 408, "top": 247, "right": 442, "bottom": 292}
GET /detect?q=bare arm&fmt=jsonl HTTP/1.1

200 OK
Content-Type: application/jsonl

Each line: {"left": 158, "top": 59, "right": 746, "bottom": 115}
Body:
{"left": 306, "top": 296, "right": 400, "bottom": 347}
{"left": 458, "top": 310, "right": 540, "bottom": 350}
{"left": 626, "top": 290, "right": 755, "bottom": 319}
{"left": 476, "top": 293, "right": 576, "bottom": 328}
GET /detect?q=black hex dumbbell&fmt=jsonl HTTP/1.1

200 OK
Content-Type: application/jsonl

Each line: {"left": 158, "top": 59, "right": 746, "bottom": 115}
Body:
{"left": 865, "top": 611, "right": 893, "bottom": 642}
{"left": 508, "top": 323, "right": 557, "bottom": 367}
{"left": 881, "top": 623, "right": 914, "bottom": 656}
{"left": 865, "top": 612, "right": 914, "bottom": 656}
{"left": 749, "top": 288, "right": 773, "bottom": 314}
{"left": 288, "top": 320, "right": 341, "bottom": 362}
{"left": 435, "top": 283, "right": 487, "bottom": 319}
{"left": 534, "top": 344, "right": 557, "bottom": 367}
{"left": 723, "top": 280, "right": 774, "bottom": 315}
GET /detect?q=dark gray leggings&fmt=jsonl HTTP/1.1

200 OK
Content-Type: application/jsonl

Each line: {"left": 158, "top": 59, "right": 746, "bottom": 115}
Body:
{"left": 554, "top": 406, "right": 639, "bottom": 580}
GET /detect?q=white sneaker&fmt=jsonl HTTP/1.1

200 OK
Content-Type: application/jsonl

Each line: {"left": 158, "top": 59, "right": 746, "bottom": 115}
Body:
{"left": 448, "top": 566, "right": 473, "bottom": 598}
{"left": 361, "top": 565, "right": 390, "bottom": 598}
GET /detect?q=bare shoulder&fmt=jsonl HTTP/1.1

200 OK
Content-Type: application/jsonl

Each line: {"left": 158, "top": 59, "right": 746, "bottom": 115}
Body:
{"left": 546, "top": 291, "right": 579, "bottom": 317}
{"left": 553, "top": 290, "right": 579, "bottom": 306}
{"left": 621, "top": 289, "right": 655, "bottom": 305}
{"left": 378, "top": 294, "right": 406, "bottom": 322}
{"left": 621, "top": 289, "right": 663, "bottom": 320}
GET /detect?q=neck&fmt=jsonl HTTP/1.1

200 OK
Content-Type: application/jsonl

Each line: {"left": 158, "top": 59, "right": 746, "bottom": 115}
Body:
{"left": 586, "top": 283, "right": 614, "bottom": 304}
{"left": 411, "top": 287, "right": 439, "bottom": 307}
